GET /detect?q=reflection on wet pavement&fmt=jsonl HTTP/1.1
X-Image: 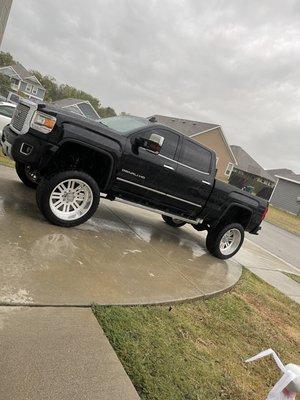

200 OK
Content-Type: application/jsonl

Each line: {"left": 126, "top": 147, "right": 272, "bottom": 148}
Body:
{"left": 0, "top": 166, "right": 242, "bottom": 305}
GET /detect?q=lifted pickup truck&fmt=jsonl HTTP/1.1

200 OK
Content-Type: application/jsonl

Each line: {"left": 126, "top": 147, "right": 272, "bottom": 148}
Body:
{"left": 1, "top": 99, "right": 268, "bottom": 259}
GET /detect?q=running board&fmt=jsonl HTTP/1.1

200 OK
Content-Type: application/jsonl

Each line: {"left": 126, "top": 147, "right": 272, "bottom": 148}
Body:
{"left": 114, "top": 197, "right": 203, "bottom": 225}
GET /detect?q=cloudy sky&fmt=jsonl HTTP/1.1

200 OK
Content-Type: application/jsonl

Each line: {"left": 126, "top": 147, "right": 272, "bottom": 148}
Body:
{"left": 2, "top": 0, "right": 300, "bottom": 171}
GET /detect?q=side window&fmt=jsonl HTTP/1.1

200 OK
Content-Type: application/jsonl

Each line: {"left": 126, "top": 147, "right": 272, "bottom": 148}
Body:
{"left": 144, "top": 129, "right": 179, "bottom": 159}
{"left": 159, "top": 130, "right": 180, "bottom": 159}
{"left": 0, "top": 106, "right": 15, "bottom": 118}
{"left": 179, "top": 139, "right": 212, "bottom": 173}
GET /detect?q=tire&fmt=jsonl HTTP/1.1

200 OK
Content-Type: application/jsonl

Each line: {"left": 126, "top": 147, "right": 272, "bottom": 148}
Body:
{"left": 162, "top": 215, "right": 186, "bottom": 228}
{"left": 206, "top": 223, "right": 244, "bottom": 259}
{"left": 36, "top": 170, "right": 100, "bottom": 227}
{"left": 15, "top": 161, "right": 38, "bottom": 189}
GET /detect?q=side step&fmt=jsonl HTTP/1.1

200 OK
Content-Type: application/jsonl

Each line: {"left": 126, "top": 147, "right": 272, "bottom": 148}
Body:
{"left": 114, "top": 197, "right": 203, "bottom": 225}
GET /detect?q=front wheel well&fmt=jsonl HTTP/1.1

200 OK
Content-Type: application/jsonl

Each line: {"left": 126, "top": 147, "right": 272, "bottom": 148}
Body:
{"left": 42, "top": 142, "right": 114, "bottom": 191}
{"left": 215, "top": 206, "right": 252, "bottom": 229}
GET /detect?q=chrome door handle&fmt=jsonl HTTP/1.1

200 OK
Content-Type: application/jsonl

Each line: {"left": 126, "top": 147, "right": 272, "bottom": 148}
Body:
{"left": 164, "top": 164, "right": 174, "bottom": 171}
{"left": 202, "top": 180, "right": 211, "bottom": 185}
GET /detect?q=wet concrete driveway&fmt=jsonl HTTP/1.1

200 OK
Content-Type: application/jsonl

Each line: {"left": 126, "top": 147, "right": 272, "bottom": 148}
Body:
{"left": 0, "top": 166, "right": 241, "bottom": 305}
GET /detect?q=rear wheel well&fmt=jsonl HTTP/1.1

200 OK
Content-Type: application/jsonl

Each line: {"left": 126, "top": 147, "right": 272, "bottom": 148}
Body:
{"left": 216, "top": 206, "right": 252, "bottom": 229}
{"left": 43, "top": 143, "right": 114, "bottom": 191}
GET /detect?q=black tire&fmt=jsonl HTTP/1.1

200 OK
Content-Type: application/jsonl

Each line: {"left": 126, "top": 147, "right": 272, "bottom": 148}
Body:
{"left": 162, "top": 215, "right": 186, "bottom": 228}
{"left": 206, "top": 223, "right": 244, "bottom": 259}
{"left": 36, "top": 170, "right": 100, "bottom": 227}
{"left": 15, "top": 161, "right": 38, "bottom": 189}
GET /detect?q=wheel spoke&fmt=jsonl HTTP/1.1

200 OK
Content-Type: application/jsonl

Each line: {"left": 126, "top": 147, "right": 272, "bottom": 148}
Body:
{"left": 51, "top": 194, "right": 61, "bottom": 199}
{"left": 54, "top": 201, "right": 64, "bottom": 210}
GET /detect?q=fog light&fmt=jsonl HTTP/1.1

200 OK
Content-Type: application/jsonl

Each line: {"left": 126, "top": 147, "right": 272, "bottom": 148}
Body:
{"left": 20, "top": 143, "right": 33, "bottom": 155}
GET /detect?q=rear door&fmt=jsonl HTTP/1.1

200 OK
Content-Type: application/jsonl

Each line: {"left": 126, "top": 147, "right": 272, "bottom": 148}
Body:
{"left": 172, "top": 138, "right": 215, "bottom": 216}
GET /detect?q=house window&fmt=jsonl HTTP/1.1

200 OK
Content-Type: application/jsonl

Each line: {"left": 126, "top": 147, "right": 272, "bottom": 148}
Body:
{"left": 225, "top": 162, "right": 234, "bottom": 176}
{"left": 32, "top": 86, "right": 38, "bottom": 95}
{"left": 25, "top": 83, "right": 32, "bottom": 93}
{"left": 11, "top": 78, "right": 20, "bottom": 89}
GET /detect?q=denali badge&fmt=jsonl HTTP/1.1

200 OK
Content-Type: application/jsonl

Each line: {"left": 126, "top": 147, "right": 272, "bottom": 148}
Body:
{"left": 122, "top": 168, "right": 145, "bottom": 180}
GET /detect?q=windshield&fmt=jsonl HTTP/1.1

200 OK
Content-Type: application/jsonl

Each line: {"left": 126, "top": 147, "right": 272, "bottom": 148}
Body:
{"left": 100, "top": 116, "right": 150, "bottom": 134}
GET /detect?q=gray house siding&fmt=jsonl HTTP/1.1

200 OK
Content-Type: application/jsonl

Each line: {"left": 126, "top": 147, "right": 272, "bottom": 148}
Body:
{"left": 270, "top": 179, "right": 300, "bottom": 215}
{"left": 0, "top": 66, "right": 16, "bottom": 78}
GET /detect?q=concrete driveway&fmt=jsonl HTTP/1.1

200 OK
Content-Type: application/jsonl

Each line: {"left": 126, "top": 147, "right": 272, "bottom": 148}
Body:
{"left": 0, "top": 166, "right": 241, "bottom": 306}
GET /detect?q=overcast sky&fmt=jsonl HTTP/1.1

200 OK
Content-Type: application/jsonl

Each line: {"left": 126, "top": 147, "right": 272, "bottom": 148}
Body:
{"left": 2, "top": 0, "right": 300, "bottom": 171}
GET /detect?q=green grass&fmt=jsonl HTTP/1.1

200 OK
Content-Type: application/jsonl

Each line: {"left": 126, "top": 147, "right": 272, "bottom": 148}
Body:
{"left": 93, "top": 270, "right": 300, "bottom": 400}
{"left": 285, "top": 273, "right": 300, "bottom": 284}
{"left": 0, "top": 151, "right": 14, "bottom": 168}
{"left": 266, "top": 204, "right": 300, "bottom": 235}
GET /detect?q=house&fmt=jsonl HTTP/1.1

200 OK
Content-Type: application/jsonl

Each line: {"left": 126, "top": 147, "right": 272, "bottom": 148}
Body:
{"left": 52, "top": 98, "right": 100, "bottom": 121}
{"left": 270, "top": 175, "right": 300, "bottom": 215}
{"left": 149, "top": 115, "right": 237, "bottom": 181}
{"left": 0, "top": 62, "right": 46, "bottom": 101}
{"left": 230, "top": 145, "right": 276, "bottom": 199}
{"left": 266, "top": 168, "right": 300, "bottom": 182}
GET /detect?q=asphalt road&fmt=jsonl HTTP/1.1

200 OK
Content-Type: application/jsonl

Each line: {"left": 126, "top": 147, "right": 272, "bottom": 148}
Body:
{"left": 247, "top": 221, "right": 300, "bottom": 270}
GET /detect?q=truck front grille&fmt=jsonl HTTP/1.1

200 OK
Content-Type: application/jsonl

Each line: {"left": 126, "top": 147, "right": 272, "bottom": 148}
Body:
{"left": 11, "top": 103, "right": 30, "bottom": 132}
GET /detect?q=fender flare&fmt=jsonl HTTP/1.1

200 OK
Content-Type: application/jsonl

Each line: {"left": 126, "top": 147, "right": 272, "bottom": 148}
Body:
{"left": 55, "top": 138, "right": 116, "bottom": 191}
{"left": 213, "top": 202, "right": 253, "bottom": 229}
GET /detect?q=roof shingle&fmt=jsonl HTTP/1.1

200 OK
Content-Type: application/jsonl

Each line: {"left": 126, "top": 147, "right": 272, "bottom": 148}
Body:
{"left": 149, "top": 114, "right": 219, "bottom": 137}
{"left": 231, "top": 145, "right": 276, "bottom": 182}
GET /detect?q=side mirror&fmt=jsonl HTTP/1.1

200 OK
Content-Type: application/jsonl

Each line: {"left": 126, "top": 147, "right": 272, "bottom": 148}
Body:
{"left": 134, "top": 133, "right": 164, "bottom": 154}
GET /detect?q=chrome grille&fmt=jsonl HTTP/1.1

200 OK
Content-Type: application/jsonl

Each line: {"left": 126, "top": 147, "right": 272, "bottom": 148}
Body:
{"left": 11, "top": 103, "right": 30, "bottom": 132}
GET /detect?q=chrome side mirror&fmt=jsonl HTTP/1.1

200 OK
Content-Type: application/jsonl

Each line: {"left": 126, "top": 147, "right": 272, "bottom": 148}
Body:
{"left": 134, "top": 133, "right": 164, "bottom": 154}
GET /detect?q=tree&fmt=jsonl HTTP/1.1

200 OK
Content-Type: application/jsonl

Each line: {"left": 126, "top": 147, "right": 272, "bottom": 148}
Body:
{"left": 99, "top": 107, "right": 117, "bottom": 118}
{"left": 30, "top": 70, "right": 59, "bottom": 102}
{"left": 0, "top": 75, "right": 12, "bottom": 97}
{"left": 0, "top": 51, "right": 15, "bottom": 67}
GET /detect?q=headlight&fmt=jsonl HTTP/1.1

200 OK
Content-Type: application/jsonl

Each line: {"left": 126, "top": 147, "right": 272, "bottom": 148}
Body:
{"left": 30, "top": 111, "right": 56, "bottom": 134}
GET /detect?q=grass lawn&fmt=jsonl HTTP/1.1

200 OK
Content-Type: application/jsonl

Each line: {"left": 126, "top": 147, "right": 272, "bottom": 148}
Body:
{"left": 285, "top": 273, "right": 300, "bottom": 284}
{"left": 0, "top": 151, "right": 14, "bottom": 168}
{"left": 265, "top": 204, "right": 300, "bottom": 235}
{"left": 94, "top": 270, "right": 300, "bottom": 400}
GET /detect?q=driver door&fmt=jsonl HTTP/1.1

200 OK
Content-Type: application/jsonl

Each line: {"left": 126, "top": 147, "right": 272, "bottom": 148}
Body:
{"left": 114, "top": 128, "right": 180, "bottom": 204}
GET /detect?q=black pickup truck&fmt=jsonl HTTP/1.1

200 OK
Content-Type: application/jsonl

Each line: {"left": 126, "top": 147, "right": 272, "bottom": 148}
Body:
{"left": 1, "top": 99, "right": 268, "bottom": 259}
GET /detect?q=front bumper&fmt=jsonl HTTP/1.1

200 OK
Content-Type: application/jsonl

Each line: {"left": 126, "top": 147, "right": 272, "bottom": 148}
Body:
{"left": 1, "top": 125, "right": 58, "bottom": 169}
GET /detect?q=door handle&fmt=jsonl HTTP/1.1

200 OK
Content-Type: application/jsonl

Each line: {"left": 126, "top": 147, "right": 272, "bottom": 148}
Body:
{"left": 164, "top": 164, "right": 174, "bottom": 171}
{"left": 202, "top": 180, "right": 211, "bottom": 186}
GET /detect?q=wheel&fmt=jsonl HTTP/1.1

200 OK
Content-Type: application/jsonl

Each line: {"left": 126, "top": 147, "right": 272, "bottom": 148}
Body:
{"left": 162, "top": 215, "right": 186, "bottom": 228}
{"left": 206, "top": 223, "right": 244, "bottom": 259}
{"left": 15, "top": 161, "right": 39, "bottom": 189}
{"left": 36, "top": 170, "right": 100, "bottom": 227}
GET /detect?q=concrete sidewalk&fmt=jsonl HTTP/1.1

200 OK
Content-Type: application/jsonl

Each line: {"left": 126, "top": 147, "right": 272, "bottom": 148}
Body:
{"left": 234, "top": 239, "right": 300, "bottom": 304}
{"left": 0, "top": 307, "right": 140, "bottom": 400}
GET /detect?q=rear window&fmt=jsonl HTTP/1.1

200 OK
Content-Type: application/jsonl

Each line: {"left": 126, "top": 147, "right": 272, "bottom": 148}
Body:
{"left": 179, "top": 139, "right": 212, "bottom": 173}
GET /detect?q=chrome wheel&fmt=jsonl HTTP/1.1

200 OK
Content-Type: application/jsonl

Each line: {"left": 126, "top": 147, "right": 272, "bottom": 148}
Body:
{"left": 49, "top": 179, "right": 93, "bottom": 221}
{"left": 219, "top": 228, "right": 242, "bottom": 256}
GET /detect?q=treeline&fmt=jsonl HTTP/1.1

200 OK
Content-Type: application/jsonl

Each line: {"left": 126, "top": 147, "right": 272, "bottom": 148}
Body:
{"left": 0, "top": 51, "right": 116, "bottom": 118}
